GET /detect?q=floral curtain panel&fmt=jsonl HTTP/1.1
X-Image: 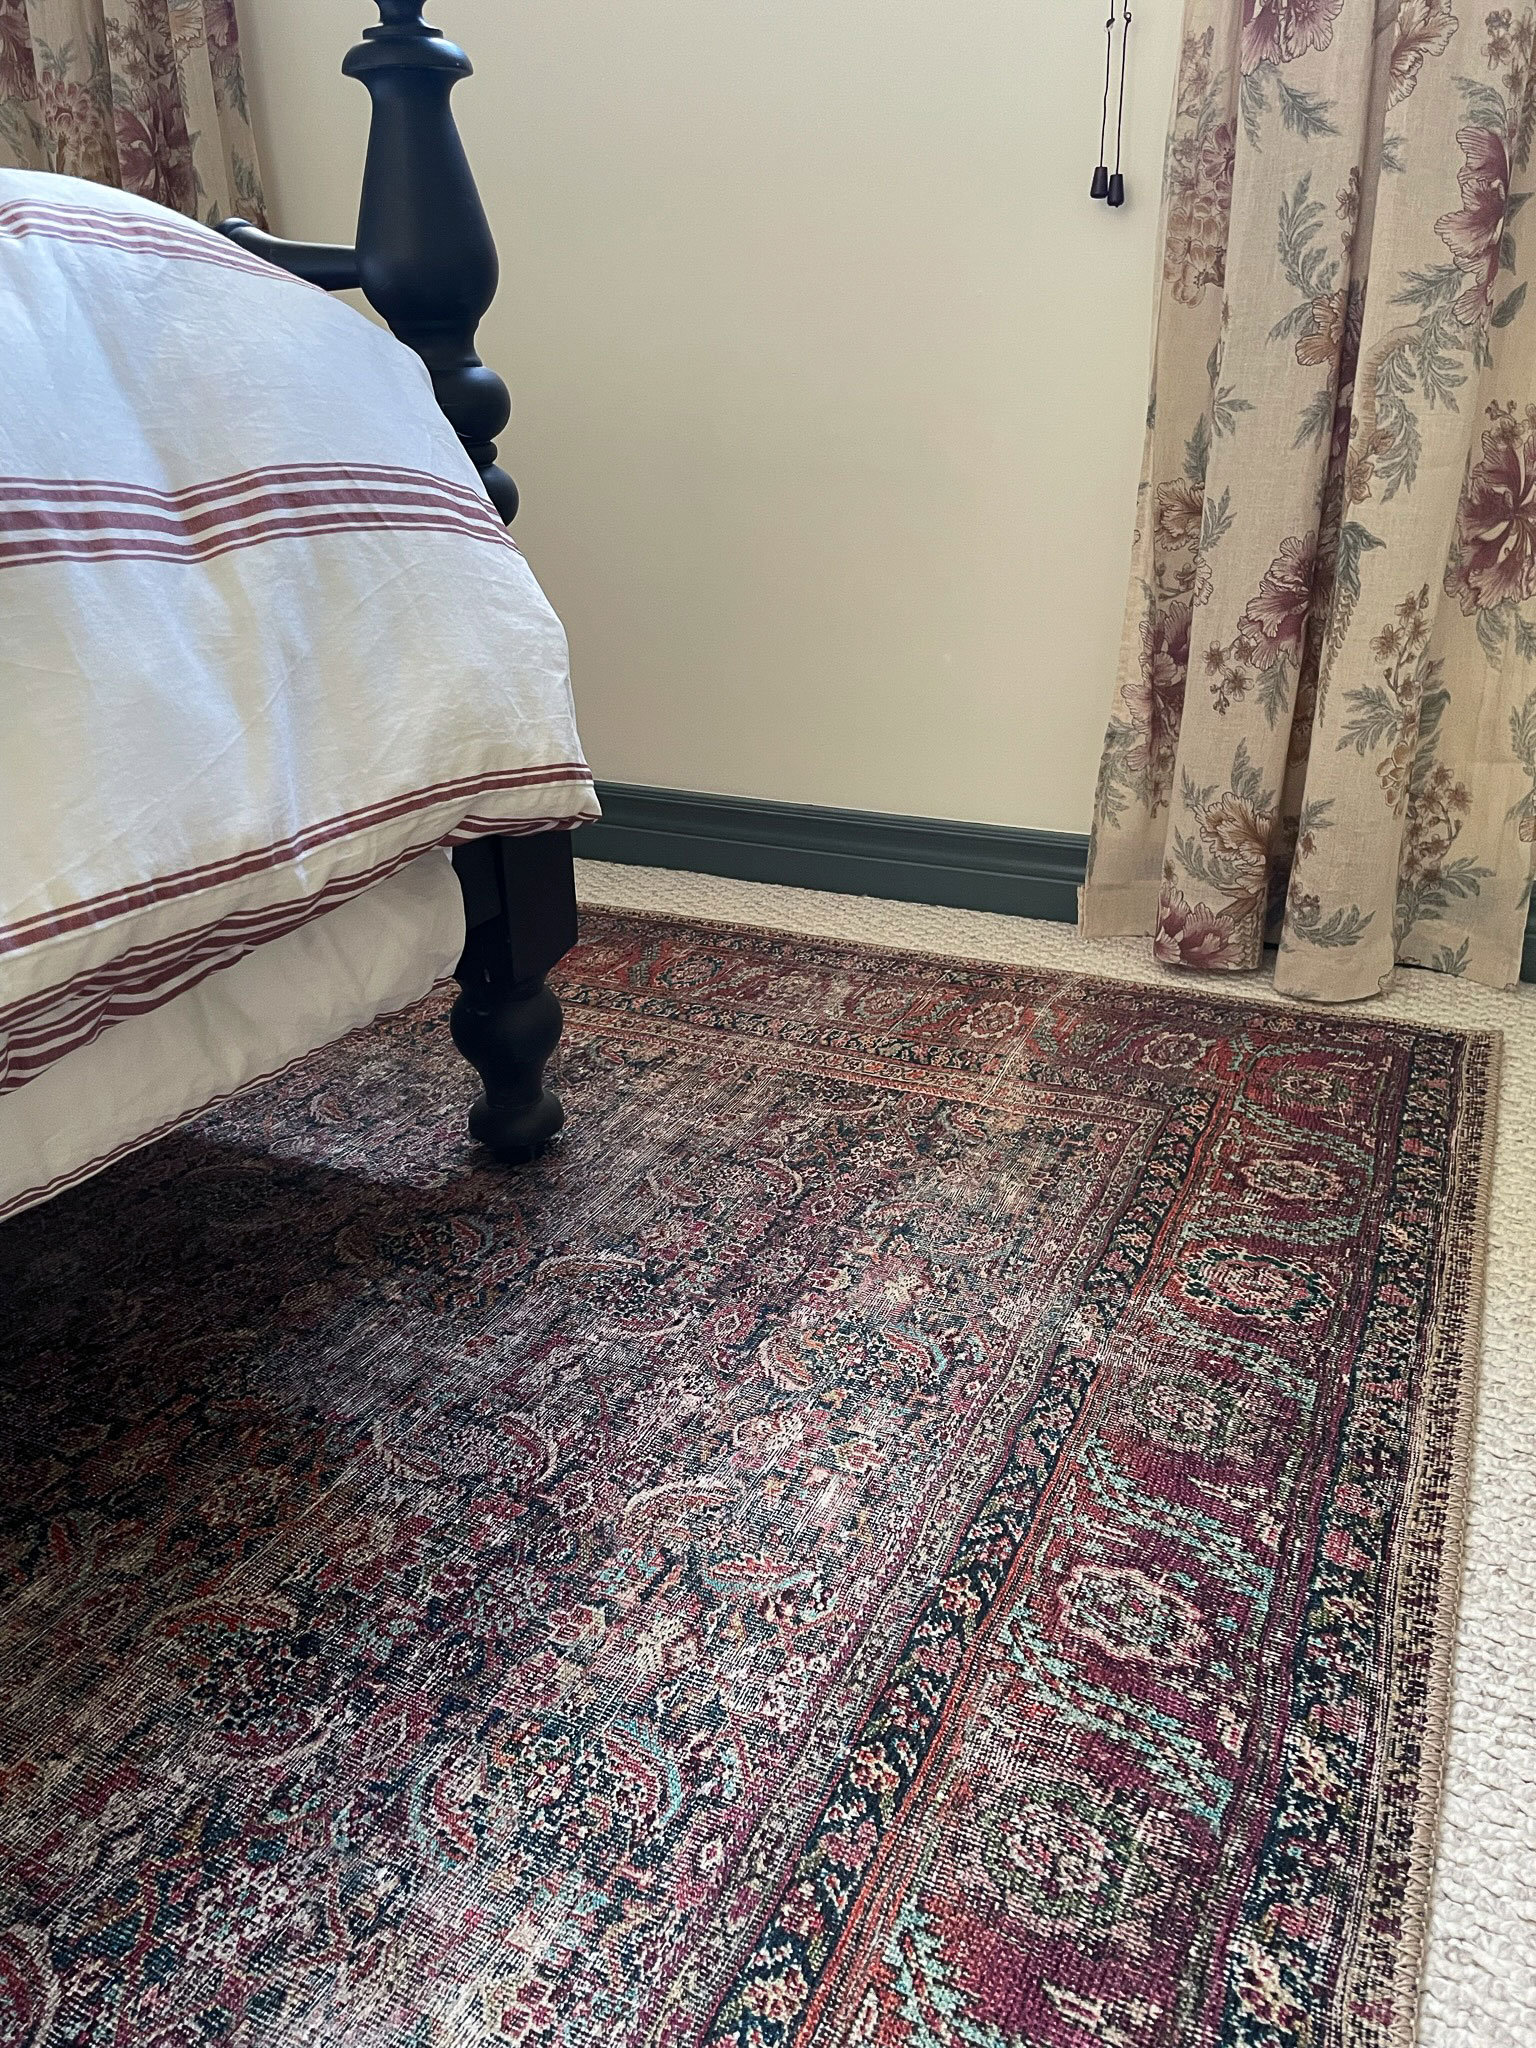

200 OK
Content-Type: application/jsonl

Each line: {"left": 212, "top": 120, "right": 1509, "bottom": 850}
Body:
{"left": 1083, "top": 0, "right": 1536, "bottom": 998}
{"left": 0, "top": 0, "right": 264, "bottom": 225}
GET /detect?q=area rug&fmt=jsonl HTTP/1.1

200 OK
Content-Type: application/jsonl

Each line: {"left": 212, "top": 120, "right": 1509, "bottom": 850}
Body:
{"left": 0, "top": 910, "right": 1498, "bottom": 2048}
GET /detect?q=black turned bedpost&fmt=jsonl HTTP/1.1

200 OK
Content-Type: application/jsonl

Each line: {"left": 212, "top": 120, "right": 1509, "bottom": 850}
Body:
{"left": 218, "top": 2, "right": 579, "bottom": 1164}
{"left": 343, "top": 2, "right": 517, "bottom": 521}
{"left": 222, "top": 1, "right": 517, "bottom": 518}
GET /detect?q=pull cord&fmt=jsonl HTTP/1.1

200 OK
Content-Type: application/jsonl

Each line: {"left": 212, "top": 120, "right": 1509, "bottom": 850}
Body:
{"left": 1108, "top": 5, "right": 1132, "bottom": 207}
{"left": 1090, "top": 8, "right": 1114, "bottom": 199}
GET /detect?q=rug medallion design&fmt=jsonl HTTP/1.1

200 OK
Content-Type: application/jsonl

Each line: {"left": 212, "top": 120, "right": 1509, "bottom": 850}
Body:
{"left": 0, "top": 911, "right": 1497, "bottom": 2047}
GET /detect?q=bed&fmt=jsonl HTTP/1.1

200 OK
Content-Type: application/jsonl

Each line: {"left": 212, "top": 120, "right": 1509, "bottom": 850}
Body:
{"left": 0, "top": 2, "right": 595, "bottom": 1223}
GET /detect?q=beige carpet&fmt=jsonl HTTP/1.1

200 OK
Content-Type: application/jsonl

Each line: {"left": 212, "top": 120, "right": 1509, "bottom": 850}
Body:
{"left": 574, "top": 857, "right": 1536, "bottom": 2048}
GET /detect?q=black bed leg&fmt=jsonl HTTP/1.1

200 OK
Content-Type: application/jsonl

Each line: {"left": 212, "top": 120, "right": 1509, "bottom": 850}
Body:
{"left": 450, "top": 952, "right": 565, "bottom": 1162}
{"left": 450, "top": 834, "right": 579, "bottom": 1164}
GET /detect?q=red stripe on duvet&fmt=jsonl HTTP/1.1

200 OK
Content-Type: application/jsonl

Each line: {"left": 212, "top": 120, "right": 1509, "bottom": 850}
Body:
{"left": 1, "top": 843, "right": 440, "bottom": 1085}
{"left": 3, "top": 808, "right": 585, "bottom": 1040}
{"left": 0, "top": 461, "right": 517, "bottom": 569}
{"left": 0, "top": 462, "right": 501, "bottom": 524}
{"left": 0, "top": 200, "right": 307, "bottom": 286}
{"left": 5, "top": 855, "right": 432, "bottom": 1036}
{"left": 0, "top": 814, "right": 590, "bottom": 1099}
{"left": 0, "top": 766, "right": 594, "bottom": 954}
{"left": 0, "top": 510, "right": 513, "bottom": 570}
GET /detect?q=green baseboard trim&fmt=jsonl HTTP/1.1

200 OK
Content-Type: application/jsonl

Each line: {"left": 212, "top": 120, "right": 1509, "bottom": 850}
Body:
{"left": 580, "top": 781, "right": 1536, "bottom": 980}
{"left": 579, "top": 783, "right": 1088, "bottom": 923}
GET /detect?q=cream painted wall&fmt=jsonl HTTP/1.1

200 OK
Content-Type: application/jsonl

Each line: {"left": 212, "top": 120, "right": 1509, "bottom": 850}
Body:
{"left": 237, "top": 1, "right": 1180, "bottom": 833}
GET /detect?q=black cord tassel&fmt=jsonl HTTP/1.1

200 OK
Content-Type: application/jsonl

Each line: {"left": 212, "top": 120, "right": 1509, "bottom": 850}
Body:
{"left": 1107, "top": 4, "right": 1132, "bottom": 206}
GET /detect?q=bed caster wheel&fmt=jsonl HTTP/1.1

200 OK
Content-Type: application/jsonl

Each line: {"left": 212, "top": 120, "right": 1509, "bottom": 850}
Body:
{"left": 450, "top": 972, "right": 566, "bottom": 1166}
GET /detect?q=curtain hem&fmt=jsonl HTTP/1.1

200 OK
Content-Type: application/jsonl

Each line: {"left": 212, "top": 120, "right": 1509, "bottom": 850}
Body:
{"left": 1077, "top": 879, "right": 1160, "bottom": 940}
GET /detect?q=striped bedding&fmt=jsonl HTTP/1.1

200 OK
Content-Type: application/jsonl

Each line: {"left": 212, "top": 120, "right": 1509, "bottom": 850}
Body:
{"left": 0, "top": 171, "right": 597, "bottom": 1107}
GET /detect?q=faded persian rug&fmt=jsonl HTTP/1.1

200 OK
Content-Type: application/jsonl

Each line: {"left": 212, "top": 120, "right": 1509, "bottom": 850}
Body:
{"left": 0, "top": 910, "right": 1497, "bottom": 2048}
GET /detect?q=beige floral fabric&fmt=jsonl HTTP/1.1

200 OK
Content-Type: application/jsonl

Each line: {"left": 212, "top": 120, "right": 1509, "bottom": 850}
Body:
{"left": 1083, "top": 0, "right": 1536, "bottom": 998}
{"left": 0, "top": 0, "right": 264, "bottom": 225}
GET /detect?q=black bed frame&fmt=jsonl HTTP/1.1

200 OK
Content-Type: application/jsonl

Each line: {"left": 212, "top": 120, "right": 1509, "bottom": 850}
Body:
{"left": 217, "top": 0, "right": 575, "bottom": 1165}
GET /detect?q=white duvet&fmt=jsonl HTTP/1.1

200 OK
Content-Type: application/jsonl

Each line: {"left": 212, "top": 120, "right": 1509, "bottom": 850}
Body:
{"left": 0, "top": 171, "right": 597, "bottom": 1182}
